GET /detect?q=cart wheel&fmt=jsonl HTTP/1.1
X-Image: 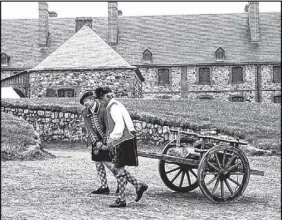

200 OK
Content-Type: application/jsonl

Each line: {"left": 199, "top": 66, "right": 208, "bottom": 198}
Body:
{"left": 198, "top": 144, "right": 250, "bottom": 203}
{"left": 158, "top": 143, "right": 198, "bottom": 192}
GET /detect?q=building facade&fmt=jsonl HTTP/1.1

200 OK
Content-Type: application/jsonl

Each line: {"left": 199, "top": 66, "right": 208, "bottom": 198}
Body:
{"left": 1, "top": 2, "right": 281, "bottom": 102}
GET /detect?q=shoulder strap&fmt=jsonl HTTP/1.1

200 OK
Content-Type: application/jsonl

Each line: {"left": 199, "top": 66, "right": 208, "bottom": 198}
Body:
{"left": 90, "top": 111, "right": 106, "bottom": 141}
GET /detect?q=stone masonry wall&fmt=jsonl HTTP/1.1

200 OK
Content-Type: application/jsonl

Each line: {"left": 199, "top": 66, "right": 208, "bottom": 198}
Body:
{"left": 139, "top": 67, "right": 181, "bottom": 99}
{"left": 1, "top": 104, "right": 191, "bottom": 146}
{"left": 29, "top": 69, "right": 137, "bottom": 98}
{"left": 260, "top": 65, "right": 281, "bottom": 103}
{"left": 139, "top": 64, "right": 280, "bottom": 103}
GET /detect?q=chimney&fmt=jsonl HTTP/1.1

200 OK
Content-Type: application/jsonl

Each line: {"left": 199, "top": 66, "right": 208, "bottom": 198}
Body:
{"left": 38, "top": 2, "right": 49, "bottom": 47}
{"left": 108, "top": 2, "right": 119, "bottom": 46}
{"left": 75, "top": 17, "right": 93, "bottom": 32}
{"left": 247, "top": 2, "right": 260, "bottom": 43}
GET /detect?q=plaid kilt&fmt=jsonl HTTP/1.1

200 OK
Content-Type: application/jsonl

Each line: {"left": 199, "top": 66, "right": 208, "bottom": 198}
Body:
{"left": 91, "top": 144, "right": 112, "bottom": 162}
{"left": 111, "top": 136, "right": 138, "bottom": 168}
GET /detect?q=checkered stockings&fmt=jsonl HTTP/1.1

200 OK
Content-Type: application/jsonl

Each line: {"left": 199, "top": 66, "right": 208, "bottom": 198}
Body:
{"left": 124, "top": 170, "right": 142, "bottom": 191}
{"left": 95, "top": 163, "right": 108, "bottom": 188}
{"left": 116, "top": 174, "right": 127, "bottom": 201}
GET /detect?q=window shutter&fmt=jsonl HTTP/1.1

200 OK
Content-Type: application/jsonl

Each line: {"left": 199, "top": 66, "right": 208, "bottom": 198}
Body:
{"left": 158, "top": 69, "right": 170, "bottom": 85}
{"left": 274, "top": 96, "right": 281, "bottom": 103}
{"left": 199, "top": 68, "right": 210, "bottom": 84}
{"left": 232, "top": 67, "right": 243, "bottom": 83}
{"left": 46, "top": 88, "right": 57, "bottom": 97}
{"left": 273, "top": 66, "right": 281, "bottom": 83}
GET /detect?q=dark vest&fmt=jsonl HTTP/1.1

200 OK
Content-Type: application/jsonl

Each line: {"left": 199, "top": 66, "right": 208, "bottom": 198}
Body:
{"left": 81, "top": 103, "right": 107, "bottom": 142}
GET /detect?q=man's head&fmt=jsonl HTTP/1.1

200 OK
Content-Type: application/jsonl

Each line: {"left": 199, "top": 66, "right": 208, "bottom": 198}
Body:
{"left": 80, "top": 91, "right": 96, "bottom": 109}
{"left": 94, "top": 87, "right": 113, "bottom": 105}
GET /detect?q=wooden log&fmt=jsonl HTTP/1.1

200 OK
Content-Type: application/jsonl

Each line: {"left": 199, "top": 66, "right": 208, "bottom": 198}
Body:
{"left": 170, "top": 129, "right": 248, "bottom": 145}
{"left": 250, "top": 169, "right": 264, "bottom": 176}
{"left": 137, "top": 151, "right": 199, "bottom": 166}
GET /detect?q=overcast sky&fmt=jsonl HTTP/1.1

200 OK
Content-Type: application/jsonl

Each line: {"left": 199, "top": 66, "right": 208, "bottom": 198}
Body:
{"left": 1, "top": 2, "right": 281, "bottom": 19}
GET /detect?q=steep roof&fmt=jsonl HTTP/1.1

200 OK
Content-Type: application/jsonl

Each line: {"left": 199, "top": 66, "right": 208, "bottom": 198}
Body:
{"left": 117, "top": 13, "right": 281, "bottom": 65}
{"left": 31, "top": 25, "right": 134, "bottom": 70}
{"left": 1, "top": 12, "right": 281, "bottom": 71}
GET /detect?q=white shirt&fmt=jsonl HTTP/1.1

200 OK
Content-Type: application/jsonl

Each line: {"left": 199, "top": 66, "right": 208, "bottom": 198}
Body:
{"left": 107, "top": 98, "right": 135, "bottom": 140}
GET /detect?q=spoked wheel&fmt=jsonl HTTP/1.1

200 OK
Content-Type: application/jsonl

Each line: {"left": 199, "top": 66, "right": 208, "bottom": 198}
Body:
{"left": 158, "top": 143, "right": 199, "bottom": 192}
{"left": 198, "top": 145, "right": 250, "bottom": 203}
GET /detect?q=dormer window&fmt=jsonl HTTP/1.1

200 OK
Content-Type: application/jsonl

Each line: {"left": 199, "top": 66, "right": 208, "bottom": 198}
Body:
{"left": 143, "top": 49, "right": 152, "bottom": 61}
{"left": 215, "top": 47, "right": 225, "bottom": 60}
{"left": 1, "top": 53, "right": 10, "bottom": 66}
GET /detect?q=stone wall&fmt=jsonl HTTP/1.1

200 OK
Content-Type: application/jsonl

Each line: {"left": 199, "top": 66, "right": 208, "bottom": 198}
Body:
{"left": 29, "top": 69, "right": 138, "bottom": 98}
{"left": 260, "top": 65, "right": 281, "bottom": 103}
{"left": 139, "top": 64, "right": 280, "bottom": 103}
{"left": 140, "top": 67, "right": 181, "bottom": 99}
{"left": 1, "top": 104, "right": 193, "bottom": 146}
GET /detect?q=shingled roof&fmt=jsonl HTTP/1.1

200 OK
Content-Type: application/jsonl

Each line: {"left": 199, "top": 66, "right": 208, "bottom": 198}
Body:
{"left": 1, "top": 12, "right": 281, "bottom": 71}
{"left": 31, "top": 25, "right": 134, "bottom": 70}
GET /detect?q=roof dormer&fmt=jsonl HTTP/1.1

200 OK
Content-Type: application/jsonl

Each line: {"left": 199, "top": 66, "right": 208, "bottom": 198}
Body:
{"left": 1, "top": 53, "right": 10, "bottom": 66}
{"left": 143, "top": 49, "right": 152, "bottom": 61}
{"left": 215, "top": 47, "right": 225, "bottom": 61}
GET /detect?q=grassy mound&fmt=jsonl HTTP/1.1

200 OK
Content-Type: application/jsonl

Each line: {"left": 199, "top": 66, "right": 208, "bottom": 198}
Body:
{"left": 1, "top": 112, "right": 55, "bottom": 161}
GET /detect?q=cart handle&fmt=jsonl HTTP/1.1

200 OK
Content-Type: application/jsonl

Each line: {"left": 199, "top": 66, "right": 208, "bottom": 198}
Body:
{"left": 170, "top": 129, "right": 248, "bottom": 145}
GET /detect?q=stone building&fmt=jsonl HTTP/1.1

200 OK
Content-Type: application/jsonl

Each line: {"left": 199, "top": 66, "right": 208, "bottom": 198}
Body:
{"left": 1, "top": 2, "right": 281, "bottom": 102}
{"left": 1, "top": 25, "right": 143, "bottom": 98}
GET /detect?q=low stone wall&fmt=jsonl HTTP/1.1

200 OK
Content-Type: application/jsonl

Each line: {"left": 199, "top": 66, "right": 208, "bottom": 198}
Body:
{"left": 1, "top": 103, "right": 193, "bottom": 146}
{"left": 2, "top": 101, "right": 277, "bottom": 155}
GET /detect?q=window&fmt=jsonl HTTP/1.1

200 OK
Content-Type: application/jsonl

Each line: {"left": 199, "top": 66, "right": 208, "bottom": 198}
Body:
{"left": 46, "top": 88, "right": 57, "bottom": 97}
{"left": 158, "top": 69, "right": 170, "bottom": 85}
{"left": 1, "top": 53, "right": 10, "bottom": 66}
{"left": 215, "top": 47, "right": 225, "bottom": 60}
{"left": 273, "top": 96, "right": 281, "bottom": 103}
{"left": 231, "top": 96, "right": 244, "bottom": 102}
{"left": 231, "top": 67, "right": 243, "bottom": 83}
{"left": 273, "top": 66, "right": 281, "bottom": 83}
{"left": 198, "top": 96, "right": 213, "bottom": 100}
{"left": 143, "top": 49, "right": 152, "bottom": 61}
{"left": 57, "top": 88, "right": 75, "bottom": 97}
{"left": 199, "top": 68, "right": 211, "bottom": 84}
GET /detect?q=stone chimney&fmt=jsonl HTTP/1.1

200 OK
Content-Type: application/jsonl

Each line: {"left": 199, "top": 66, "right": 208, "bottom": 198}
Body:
{"left": 246, "top": 2, "right": 260, "bottom": 43}
{"left": 38, "top": 2, "right": 49, "bottom": 47}
{"left": 108, "top": 2, "right": 119, "bottom": 46}
{"left": 75, "top": 17, "right": 93, "bottom": 32}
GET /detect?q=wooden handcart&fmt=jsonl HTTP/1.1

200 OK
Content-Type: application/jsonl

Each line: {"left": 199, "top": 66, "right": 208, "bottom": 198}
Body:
{"left": 138, "top": 128, "right": 264, "bottom": 203}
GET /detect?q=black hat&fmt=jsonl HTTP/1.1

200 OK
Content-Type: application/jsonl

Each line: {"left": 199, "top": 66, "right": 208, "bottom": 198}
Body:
{"left": 80, "top": 91, "right": 94, "bottom": 105}
{"left": 94, "top": 87, "right": 112, "bottom": 99}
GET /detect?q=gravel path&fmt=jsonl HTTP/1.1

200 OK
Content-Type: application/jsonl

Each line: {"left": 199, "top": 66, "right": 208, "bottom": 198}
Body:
{"left": 1, "top": 148, "right": 281, "bottom": 220}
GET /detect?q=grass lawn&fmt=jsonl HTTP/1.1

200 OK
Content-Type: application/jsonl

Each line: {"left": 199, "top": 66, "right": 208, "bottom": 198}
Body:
{"left": 1, "top": 98, "right": 281, "bottom": 152}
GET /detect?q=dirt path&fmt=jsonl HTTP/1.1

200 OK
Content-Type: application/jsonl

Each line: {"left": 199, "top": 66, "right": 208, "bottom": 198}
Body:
{"left": 1, "top": 148, "right": 281, "bottom": 220}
